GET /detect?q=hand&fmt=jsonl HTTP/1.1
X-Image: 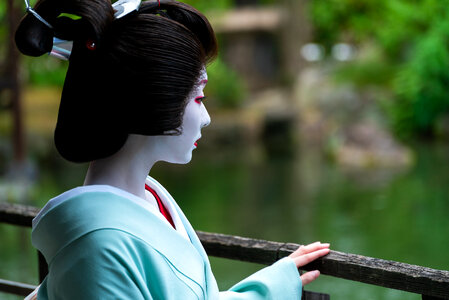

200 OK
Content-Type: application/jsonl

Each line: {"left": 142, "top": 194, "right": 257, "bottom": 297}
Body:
{"left": 288, "top": 242, "right": 330, "bottom": 286}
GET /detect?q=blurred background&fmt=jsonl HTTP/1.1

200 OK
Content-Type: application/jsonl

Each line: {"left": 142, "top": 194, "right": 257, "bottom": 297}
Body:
{"left": 1, "top": 0, "right": 449, "bottom": 299}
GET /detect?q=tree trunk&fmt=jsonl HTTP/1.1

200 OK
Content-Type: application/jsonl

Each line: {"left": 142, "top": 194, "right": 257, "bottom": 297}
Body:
{"left": 280, "top": 0, "right": 312, "bottom": 82}
{"left": 6, "top": 0, "right": 25, "bottom": 166}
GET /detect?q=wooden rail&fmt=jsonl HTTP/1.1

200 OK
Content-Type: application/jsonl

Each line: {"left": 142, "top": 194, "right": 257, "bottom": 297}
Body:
{"left": 0, "top": 279, "right": 36, "bottom": 296}
{"left": 1, "top": 202, "right": 448, "bottom": 299}
{"left": 198, "top": 232, "right": 449, "bottom": 299}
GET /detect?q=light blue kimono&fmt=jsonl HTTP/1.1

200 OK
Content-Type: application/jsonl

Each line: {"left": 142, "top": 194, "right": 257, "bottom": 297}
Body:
{"left": 32, "top": 178, "right": 302, "bottom": 299}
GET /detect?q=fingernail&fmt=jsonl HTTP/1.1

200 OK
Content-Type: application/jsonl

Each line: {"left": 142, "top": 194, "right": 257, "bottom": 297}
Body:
{"left": 320, "top": 248, "right": 330, "bottom": 254}
{"left": 313, "top": 270, "right": 320, "bottom": 278}
{"left": 322, "top": 243, "right": 330, "bottom": 247}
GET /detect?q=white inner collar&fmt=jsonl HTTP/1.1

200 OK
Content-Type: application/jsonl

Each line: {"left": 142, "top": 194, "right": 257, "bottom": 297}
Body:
{"left": 33, "top": 176, "right": 190, "bottom": 241}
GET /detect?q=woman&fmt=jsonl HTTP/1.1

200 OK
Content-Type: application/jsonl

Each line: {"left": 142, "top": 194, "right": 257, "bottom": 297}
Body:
{"left": 16, "top": 0, "right": 330, "bottom": 298}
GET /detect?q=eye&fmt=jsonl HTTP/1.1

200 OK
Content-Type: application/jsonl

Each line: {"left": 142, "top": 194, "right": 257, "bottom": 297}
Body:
{"left": 195, "top": 96, "right": 206, "bottom": 104}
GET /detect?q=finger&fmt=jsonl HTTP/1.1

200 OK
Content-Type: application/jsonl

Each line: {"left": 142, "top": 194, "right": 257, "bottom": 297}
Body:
{"left": 289, "top": 245, "right": 306, "bottom": 258}
{"left": 300, "top": 243, "right": 330, "bottom": 255}
{"left": 290, "top": 242, "right": 321, "bottom": 257}
{"left": 292, "top": 248, "right": 330, "bottom": 268}
{"left": 290, "top": 242, "right": 330, "bottom": 258}
{"left": 300, "top": 270, "right": 320, "bottom": 286}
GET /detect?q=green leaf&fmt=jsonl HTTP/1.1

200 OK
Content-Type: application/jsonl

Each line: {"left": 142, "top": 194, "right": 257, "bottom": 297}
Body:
{"left": 57, "top": 13, "right": 82, "bottom": 20}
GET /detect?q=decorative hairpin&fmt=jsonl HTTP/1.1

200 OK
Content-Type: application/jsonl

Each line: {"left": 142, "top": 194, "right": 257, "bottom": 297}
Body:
{"left": 112, "top": 0, "right": 142, "bottom": 19}
{"left": 24, "top": 0, "right": 146, "bottom": 60}
{"left": 23, "top": 0, "right": 53, "bottom": 29}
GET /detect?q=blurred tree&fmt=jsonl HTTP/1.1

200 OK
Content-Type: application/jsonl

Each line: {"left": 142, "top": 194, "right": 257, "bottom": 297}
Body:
{"left": 0, "top": 1, "right": 7, "bottom": 60}
{"left": 1, "top": 0, "right": 26, "bottom": 170}
{"left": 206, "top": 57, "right": 246, "bottom": 108}
{"left": 183, "top": 0, "right": 276, "bottom": 11}
{"left": 182, "top": 0, "right": 233, "bottom": 12}
{"left": 309, "top": 0, "right": 449, "bottom": 139}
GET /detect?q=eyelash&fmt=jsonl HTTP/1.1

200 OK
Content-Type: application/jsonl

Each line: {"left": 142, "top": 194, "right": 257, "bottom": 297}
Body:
{"left": 195, "top": 96, "right": 206, "bottom": 104}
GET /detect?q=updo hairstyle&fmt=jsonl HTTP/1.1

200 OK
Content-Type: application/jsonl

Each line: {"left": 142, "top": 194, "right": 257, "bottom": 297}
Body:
{"left": 15, "top": 0, "right": 218, "bottom": 163}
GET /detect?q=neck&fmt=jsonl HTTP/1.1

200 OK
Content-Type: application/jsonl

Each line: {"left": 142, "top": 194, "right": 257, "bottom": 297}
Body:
{"left": 84, "top": 135, "right": 157, "bottom": 199}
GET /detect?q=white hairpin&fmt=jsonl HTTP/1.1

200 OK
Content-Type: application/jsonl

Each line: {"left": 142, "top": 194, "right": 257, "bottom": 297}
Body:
{"left": 112, "top": 0, "right": 142, "bottom": 19}
{"left": 23, "top": 0, "right": 53, "bottom": 29}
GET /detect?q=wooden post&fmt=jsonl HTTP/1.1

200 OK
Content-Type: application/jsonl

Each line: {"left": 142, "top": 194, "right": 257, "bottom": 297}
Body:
{"left": 0, "top": 279, "right": 37, "bottom": 296}
{"left": 280, "top": 0, "right": 312, "bottom": 82}
{"left": 422, "top": 295, "right": 448, "bottom": 300}
{"left": 6, "top": 0, "right": 25, "bottom": 166}
{"left": 303, "top": 290, "right": 330, "bottom": 300}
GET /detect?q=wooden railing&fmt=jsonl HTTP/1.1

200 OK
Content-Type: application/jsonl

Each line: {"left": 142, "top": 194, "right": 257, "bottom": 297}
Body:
{"left": 1, "top": 202, "right": 448, "bottom": 299}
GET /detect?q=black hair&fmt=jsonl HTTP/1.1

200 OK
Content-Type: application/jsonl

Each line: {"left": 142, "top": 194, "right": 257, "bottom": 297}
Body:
{"left": 15, "top": 0, "right": 218, "bottom": 163}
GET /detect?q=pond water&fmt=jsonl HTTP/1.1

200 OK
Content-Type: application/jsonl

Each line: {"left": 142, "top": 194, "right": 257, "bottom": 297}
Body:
{"left": 1, "top": 140, "right": 448, "bottom": 299}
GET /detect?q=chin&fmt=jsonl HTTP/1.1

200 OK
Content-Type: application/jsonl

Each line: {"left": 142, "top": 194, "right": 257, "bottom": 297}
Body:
{"left": 163, "top": 152, "right": 193, "bottom": 165}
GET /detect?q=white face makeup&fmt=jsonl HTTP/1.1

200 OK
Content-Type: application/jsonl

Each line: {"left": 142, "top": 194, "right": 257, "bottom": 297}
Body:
{"left": 151, "top": 69, "right": 210, "bottom": 164}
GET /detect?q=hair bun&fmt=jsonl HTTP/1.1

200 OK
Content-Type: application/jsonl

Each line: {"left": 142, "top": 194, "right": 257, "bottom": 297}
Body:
{"left": 15, "top": 13, "right": 54, "bottom": 57}
{"left": 15, "top": 0, "right": 115, "bottom": 57}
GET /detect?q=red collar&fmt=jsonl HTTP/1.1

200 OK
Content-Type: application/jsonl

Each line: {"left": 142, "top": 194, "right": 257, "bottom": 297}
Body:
{"left": 145, "top": 184, "right": 175, "bottom": 229}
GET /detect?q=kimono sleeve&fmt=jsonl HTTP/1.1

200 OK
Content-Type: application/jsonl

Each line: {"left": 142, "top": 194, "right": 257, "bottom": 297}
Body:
{"left": 218, "top": 257, "right": 302, "bottom": 300}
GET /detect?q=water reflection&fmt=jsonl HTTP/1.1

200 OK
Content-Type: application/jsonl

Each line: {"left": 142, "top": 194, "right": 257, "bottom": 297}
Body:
{"left": 154, "top": 141, "right": 449, "bottom": 299}
{"left": 1, "top": 141, "right": 448, "bottom": 299}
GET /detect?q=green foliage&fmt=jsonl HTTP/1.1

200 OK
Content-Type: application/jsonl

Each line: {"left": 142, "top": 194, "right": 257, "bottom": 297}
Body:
{"left": 334, "top": 59, "right": 396, "bottom": 88}
{"left": 309, "top": 0, "right": 449, "bottom": 138}
{"left": 182, "top": 0, "right": 276, "bottom": 11}
{"left": 258, "top": 0, "right": 277, "bottom": 5}
{"left": 309, "top": 0, "right": 385, "bottom": 49}
{"left": 182, "top": 0, "right": 234, "bottom": 12}
{"left": 206, "top": 57, "right": 246, "bottom": 108}
{"left": 26, "top": 56, "right": 68, "bottom": 86}
{"left": 384, "top": 18, "right": 449, "bottom": 137}
{"left": 0, "top": 1, "right": 8, "bottom": 62}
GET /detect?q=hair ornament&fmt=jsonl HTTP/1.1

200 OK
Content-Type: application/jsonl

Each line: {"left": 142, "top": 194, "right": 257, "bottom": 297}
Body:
{"left": 57, "top": 13, "right": 82, "bottom": 21}
{"left": 112, "top": 0, "right": 142, "bottom": 19}
{"left": 50, "top": 38, "right": 73, "bottom": 60}
{"left": 86, "top": 40, "right": 97, "bottom": 51}
{"left": 39, "top": 0, "right": 142, "bottom": 60}
{"left": 23, "top": 0, "right": 53, "bottom": 29}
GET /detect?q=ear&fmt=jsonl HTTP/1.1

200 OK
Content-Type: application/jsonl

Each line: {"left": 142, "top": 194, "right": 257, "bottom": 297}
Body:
{"left": 15, "top": 14, "right": 54, "bottom": 57}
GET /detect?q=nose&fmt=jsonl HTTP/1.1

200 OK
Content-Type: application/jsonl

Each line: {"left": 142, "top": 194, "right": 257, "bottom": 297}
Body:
{"left": 201, "top": 104, "right": 211, "bottom": 128}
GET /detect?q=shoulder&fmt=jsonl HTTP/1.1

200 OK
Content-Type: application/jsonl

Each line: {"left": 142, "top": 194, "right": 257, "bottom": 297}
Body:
{"left": 44, "top": 229, "right": 151, "bottom": 299}
{"left": 53, "top": 228, "right": 166, "bottom": 273}
{"left": 46, "top": 229, "right": 203, "bottom": 299}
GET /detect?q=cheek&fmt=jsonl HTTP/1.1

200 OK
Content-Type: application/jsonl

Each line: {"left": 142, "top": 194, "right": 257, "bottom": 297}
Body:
{"left": 182, "top": 103, "right": 202, "bottom": 134}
